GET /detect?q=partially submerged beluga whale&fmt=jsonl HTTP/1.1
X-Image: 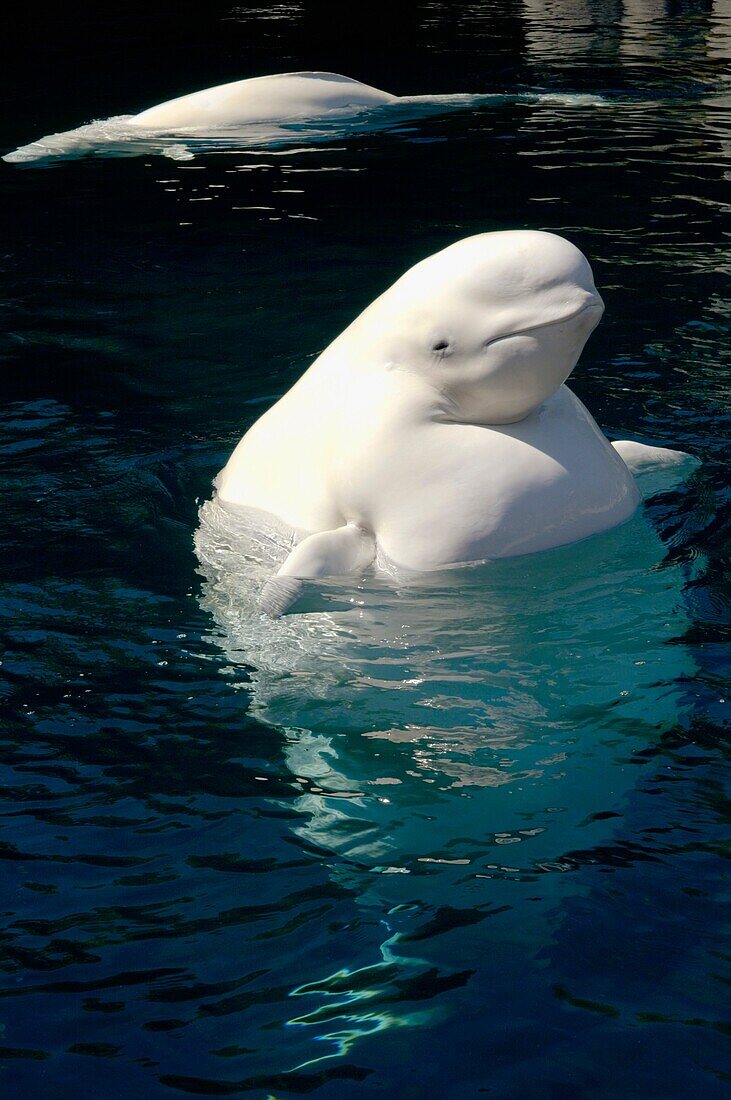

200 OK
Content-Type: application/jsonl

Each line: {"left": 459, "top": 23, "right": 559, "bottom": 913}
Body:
{"left": 2, "top": 71, "right": 603, "bottom": 165}
{"left": 3, "top": 71, "right": 400, "bottom": 164}
{"left": 128, "top": 71, "right": 398, "bottom": 129}
{"left": 213, "top": 230, "right": 692, "bottom": 616}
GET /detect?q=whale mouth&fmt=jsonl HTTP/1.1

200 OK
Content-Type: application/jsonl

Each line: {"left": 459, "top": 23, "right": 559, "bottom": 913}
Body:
{"left": 484, "top": 297, "right": 604, "bottom": 349}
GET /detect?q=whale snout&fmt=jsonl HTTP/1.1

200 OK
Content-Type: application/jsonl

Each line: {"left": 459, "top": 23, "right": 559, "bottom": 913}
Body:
{"left": 577, "top": 288, "right": 604, "bottom": 313}
{"left": 550, "top": 283, "right": 604, "bottom": 324}
{"left": 569, "top": 291, "right": 604, "bottom": 331}
{"left": 527, "top": 286, "right": 604, "bottom": 348}
{"left": 490, "top": 287, "right": 604, "bottom": 348}
{"left": 533, "top": 288, "right": 604, "bottom": 364}
{"left": 579, "top": 289, "right": 604, "bottom": 316}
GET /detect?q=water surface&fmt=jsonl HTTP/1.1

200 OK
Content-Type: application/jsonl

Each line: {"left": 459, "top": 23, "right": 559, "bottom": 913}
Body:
{"left": 1, "top": 2, "right": 729, "bottom": 1097}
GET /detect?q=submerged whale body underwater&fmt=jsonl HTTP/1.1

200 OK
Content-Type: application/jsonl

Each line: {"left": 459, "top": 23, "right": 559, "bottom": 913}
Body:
{"left": 2, "top": 70, "right": 604, "bottom": 164}
{"left": 211, "top": 230, "right": 692, "bottom": 616}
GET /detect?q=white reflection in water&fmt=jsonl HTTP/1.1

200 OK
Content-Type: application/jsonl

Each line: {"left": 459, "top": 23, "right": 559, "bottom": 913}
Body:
{"left": 522, "top": 0, "right": 731, "bottom": 73}
{"left": 522, "top": 0, "right": 612, "bottom": 60}
{"left": 619, "top": 0, "right": 672, "bottom": 62}
{"left": 708, "top": 0, "right": 731, "bottom": 63}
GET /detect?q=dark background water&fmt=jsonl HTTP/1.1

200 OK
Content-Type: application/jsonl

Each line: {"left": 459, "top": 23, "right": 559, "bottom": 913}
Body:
{"left": 1, "top": 2, "right": 730, "bottom": 1097}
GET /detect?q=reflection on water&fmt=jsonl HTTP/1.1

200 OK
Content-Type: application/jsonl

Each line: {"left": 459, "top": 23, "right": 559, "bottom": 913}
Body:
{"left": 0, "top": 1, "right": 729, "bottom": 1096}
{"left": 523, "top": 0, "right": 731, "bottom": 86}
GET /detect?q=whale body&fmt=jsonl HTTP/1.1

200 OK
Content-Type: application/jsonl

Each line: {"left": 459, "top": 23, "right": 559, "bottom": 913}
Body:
{"left": 128, "top": 71, "right": 398, "bottom": 130}
{"left": 1, "top": 71, "right": 420, "bottom": 164}
{"left": 2, "top": 72, "right": 604, "bottom": 165}
{"left": 214, "top": 230, "right": 690, "bottom": 616}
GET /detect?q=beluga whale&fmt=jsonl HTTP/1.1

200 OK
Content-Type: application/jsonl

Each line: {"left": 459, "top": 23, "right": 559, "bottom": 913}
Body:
{"left": 2, "top": 72, "right": 603, "bottom": 165}
{"left": 212, "top": 230, "right": 692, "bottom": 617}
{"left": 127, "top": 71, "right": 397, "bottom": 129}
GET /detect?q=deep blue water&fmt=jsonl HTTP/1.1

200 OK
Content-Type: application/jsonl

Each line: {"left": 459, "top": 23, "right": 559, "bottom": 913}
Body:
{"left": 1, "top": 3, "right": 730, "bottom": 1097}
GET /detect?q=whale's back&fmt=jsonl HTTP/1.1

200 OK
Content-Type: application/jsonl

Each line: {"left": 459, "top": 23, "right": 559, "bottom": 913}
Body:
{"left": 129, "top": 71, "right": 397, "bottom": 130}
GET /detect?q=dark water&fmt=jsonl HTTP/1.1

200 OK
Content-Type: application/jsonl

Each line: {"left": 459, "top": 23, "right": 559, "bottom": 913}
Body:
{"left": 1, "top": 3, "right": 730, "bottom": 1097}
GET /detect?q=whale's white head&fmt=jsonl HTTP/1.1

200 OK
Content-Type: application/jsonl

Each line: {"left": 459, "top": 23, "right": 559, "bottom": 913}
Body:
{"left": 348, "top": 230, "right": 604, "bottom": 424}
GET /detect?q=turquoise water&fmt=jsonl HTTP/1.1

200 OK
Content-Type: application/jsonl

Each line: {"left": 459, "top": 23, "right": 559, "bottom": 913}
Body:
{"left": 1, "top": 3, "right": 729, "bottom": 1096}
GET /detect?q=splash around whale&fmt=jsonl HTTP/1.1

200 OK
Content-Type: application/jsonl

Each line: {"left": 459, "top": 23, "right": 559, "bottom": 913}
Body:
{"left": 2, "top": 71, "right": 605, "bottom": 165}
{"left": 211, "top": 230, "right": 693, "bottom": 617}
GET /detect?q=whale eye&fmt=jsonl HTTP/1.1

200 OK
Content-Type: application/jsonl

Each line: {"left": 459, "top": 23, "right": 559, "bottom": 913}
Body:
{"left": 432, "top": 339, "right": 452, "bottom": 357}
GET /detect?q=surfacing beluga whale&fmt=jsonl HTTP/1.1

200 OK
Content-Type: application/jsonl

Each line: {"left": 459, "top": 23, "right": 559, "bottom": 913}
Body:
{"left": 2, "top": 70, "right": 604, "bottom": 165}
{"left": 210, "top": 230, "right": 694, "bottom": 617}
{"left": 128, "top": 71, "right": 398, "bottom": 128}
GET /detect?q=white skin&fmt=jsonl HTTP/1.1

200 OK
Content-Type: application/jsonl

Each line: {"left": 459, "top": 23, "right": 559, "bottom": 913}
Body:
{"left": 128, "top": 72, "right": 398, "bottom": 130}
{"left": 2, "top": 73, "right": 401, "bottom": 165}
{"left": 216, "top": 230, "right": 689, "bottom": 616}
{"left": 5, "top": 71, "right": 596, "bottom": 165}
